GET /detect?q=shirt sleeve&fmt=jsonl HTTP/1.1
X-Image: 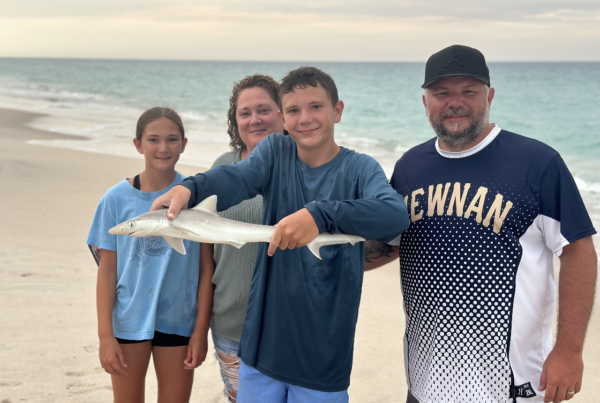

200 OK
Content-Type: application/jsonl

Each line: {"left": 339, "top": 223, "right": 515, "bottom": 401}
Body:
{"left": 538, "top": 154, "right": 596, "bottom": 256}
{"left": 179, "top": 136, "right": 273, "bottom": 212}
{"left": 304, "top": 156, "right": 410, "bottom": 243}
{"left": 86, "top": 194, "right": 118, "bottom": 252}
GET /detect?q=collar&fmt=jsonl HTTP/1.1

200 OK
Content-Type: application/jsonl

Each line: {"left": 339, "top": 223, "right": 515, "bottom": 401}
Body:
{"left": 435, "top": 124, "right": 501, "bottom": 159}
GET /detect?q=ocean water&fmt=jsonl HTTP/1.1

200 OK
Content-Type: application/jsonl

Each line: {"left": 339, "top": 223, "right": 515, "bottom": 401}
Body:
{"left": 0, "top": 58, "right": 599, "bottom": 239}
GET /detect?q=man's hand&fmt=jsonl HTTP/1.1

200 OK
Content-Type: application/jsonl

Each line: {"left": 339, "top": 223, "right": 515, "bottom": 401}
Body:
{"left": 150, "top": 185, "right": 191, "bottom": 219}
{"left": 268, "top": 208, "right": 319, "bottom": 256}
{"left": 539, "top": 346, "right": 583, "bottom": 402}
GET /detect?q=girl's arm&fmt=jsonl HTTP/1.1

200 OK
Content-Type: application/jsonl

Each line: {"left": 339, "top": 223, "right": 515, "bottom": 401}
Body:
{"left": 96, "top": 249, "right": 128, "bottom": 376}
{"left": 184, "top": 243, "right": 215, "bottom": 369}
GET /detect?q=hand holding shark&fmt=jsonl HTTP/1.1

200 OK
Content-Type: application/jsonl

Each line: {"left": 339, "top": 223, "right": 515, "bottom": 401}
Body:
{"left": 150, "top": 184, "right": 191, "bottom": 220}
{"left": 113, "top": 195, "right": 364, "bottom": 259}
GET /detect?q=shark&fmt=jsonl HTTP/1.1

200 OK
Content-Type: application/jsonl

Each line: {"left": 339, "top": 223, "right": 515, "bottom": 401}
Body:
{"left": 108, "top": 195, "right": 365, "bottom": 260}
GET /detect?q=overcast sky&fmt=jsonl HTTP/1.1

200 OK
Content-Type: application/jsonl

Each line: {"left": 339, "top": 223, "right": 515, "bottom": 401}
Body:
{"left": 1, "top": 0, "right": 599, "bottom": 61}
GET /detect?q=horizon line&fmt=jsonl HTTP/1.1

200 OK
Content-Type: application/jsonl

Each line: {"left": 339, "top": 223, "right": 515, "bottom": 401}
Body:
{"left": 1, "top": 56, "right": 599, "bottom": 64}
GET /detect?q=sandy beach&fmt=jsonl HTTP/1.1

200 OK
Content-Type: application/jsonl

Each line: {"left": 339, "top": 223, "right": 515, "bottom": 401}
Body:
{"left": 0, "top": 107, "right": 597, "bottom": 402}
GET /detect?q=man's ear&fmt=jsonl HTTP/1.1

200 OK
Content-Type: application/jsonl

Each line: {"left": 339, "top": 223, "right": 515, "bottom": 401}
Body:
{"left": 133, "top": 138, "right": 143, "bottom": 154}
{"left": 278, "top": 110, "right": 288, "bottom": 132}
{"left": 333, "top": 100, "right": 344, "bottom": 123}
{"left": 488, "top": 87, "right": 495, "bottom": 108}
{"left": 422, "top": 93, "right": 428, "bottom": 111}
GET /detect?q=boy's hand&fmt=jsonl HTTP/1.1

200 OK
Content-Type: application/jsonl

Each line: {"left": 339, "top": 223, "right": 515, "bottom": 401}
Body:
{"left": 99, "top": 336, "right": 128, "bottom": 376}
{"left": 150, "top": 185, "right": 191, "bottom": 219}
{"left": 268, "top": 208, "right": 319, "bottom": 256}
{"left": 183, "top": 331, "right": 208, "bottom": 370}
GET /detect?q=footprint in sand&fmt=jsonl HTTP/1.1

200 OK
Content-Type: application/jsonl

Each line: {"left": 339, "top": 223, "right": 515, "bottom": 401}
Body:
{"left": 83, "top": 345, "right": 98, "bottom": 353}
{"left": 65, "top": 371, "right": 85, "bottom": 377}
{"left": 0, "top": 381, "right": 21, "bottom": 387}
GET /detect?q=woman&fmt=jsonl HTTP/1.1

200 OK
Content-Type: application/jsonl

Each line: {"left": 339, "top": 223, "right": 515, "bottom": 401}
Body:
{"left": 203, "top": 74, "right": 285, "bottom": 402}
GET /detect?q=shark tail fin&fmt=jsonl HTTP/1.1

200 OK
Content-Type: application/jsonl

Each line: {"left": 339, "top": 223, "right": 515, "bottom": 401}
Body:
{"left": 162, "top": 236, "right": 186, "bottom": 255}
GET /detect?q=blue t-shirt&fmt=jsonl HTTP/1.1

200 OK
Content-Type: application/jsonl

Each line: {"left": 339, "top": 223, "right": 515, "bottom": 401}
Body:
{"left": 180, "top": 133, "right": 409, "bottom": 392}
{"left": 87, "top": 173, "right": 200, "bottom": 340}
{"left": 389, "top": 128, "right": 596, "bottom": 402}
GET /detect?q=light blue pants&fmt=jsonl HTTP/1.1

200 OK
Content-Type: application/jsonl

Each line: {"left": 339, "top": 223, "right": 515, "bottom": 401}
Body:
{"left": 237, "top": 360, "right": 349, "bottom": 403}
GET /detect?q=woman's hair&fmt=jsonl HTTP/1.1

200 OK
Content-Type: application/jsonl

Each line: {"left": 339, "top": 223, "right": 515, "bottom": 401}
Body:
{"left": 227, "top": 74, "right": 280, "bottom": 151}
{"left": 136, "top": 107, "right": 185, "bottom": 141}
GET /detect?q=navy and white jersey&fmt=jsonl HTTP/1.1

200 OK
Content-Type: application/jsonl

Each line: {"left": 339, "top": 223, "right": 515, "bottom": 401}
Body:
{"left": 389, "top": 126, "right": 596, "bottom": 403}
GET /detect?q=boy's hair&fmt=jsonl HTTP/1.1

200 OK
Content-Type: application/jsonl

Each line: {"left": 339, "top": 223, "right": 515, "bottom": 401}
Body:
{"left": 279, "top": 67, "right": 339, "bottom": 109}
{"left": 136, "top": 107, "right": 185, "bottom": 141}
{"left": 227, "top": 74, "right": 281, "bottom": 151}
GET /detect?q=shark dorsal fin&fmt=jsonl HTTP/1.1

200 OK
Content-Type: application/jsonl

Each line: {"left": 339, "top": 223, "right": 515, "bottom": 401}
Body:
{"left": 192, "top": 195, "right": 218, "bottom": 216}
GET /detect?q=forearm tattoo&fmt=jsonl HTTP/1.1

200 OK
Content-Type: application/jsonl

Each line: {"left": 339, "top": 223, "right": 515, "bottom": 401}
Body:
{"left": 364, "top": 240, "right": 394, "bottom": 263}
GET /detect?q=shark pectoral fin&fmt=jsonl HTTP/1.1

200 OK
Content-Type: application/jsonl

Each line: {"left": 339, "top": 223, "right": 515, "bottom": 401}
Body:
{"left": 192, "top": 195, "right": 219, "bottom": 216}
{"left": 162, "top": 236, "right": 187, "bottom": 255}
{"left": 225, "top": 239, "right": 246, "bottom": 249}
{"left": 306, "top": 242, "right": 324, "bottom": 260}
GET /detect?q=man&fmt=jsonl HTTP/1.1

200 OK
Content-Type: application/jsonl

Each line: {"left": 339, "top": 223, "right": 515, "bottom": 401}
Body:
{"left": 366, "top": 45, "right": 597, "bottom": 403}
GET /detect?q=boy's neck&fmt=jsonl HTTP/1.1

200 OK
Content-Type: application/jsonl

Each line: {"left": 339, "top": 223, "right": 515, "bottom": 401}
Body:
{"left": 138, "top": 168, "right": 177, "bottom": 192}
{"left": 297, "top": 141, "right": 341, "bottom": 168}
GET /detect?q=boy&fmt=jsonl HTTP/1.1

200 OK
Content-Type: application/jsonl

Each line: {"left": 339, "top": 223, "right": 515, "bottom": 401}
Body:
{"left": 151, "top": 67, "right": 409, "bottom": 401}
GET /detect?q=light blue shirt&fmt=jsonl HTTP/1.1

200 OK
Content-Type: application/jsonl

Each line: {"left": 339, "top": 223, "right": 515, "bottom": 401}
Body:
{"left": 87, "top": 173, "right": 200, "bottom": 340}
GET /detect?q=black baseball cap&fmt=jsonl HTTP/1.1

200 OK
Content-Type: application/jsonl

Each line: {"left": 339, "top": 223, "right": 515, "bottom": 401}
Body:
{"left": 422, "top": 45, "right": 490, "bottom": 89}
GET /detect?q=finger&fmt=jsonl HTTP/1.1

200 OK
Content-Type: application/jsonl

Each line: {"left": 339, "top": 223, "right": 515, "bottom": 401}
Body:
{"left": 108, "top": 360, "right": 125, "bottom": 376}
{"left": 167, "top": 201, "right": 183, "bottom": 220}
{"left": 543, "top": 383, "right": 556, "bottom": 403}
{"left": 575, "top": 380, "right": 582, "bottom": 394}
{"left": 268, "top": 228, "right": 282, "bottom": 256}
{"left": 150, "top": 196, "right": 168, "bottom": 212}
{"left": 554, "top": 383, "right": 567, "bottom": 403}
{"left": 539, "top": 368, "right": 548, "bottom": 391}
{"left": 278, "top": 232, "right": 290, "bottom": 251}
{"left": 116, "top": 350, "right": 128, "bottom": 369}
{"left": 184, "top": 347, "right": 193, "bottom": 365}
{"left": 565, "top": 385, "right": 576, "bottom": 401}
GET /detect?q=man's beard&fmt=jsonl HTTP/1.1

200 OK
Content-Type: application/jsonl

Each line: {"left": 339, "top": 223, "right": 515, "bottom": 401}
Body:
{"left": 428, "top": 105, "right": 489, "bottom": 150}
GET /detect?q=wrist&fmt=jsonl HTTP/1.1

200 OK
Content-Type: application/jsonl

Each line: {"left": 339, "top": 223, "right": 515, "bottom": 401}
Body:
{"left": 98, "top": 332, "right": 115, "bottom": 341}
{"left": 553, "top": 339, "right": 584, "bottom": 355}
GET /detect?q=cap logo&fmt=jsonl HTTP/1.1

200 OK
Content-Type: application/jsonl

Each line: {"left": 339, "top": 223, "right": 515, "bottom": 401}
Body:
{"left": 444, "top": 51, "right": 464, "bottom": 68}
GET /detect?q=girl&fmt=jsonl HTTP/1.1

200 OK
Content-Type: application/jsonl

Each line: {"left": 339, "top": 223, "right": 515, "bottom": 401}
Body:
{"left": 87, "top": 107, "right": 213, "bottom": 403}
{"left": 204, "top": 74, "right": 285, "bottom": 402}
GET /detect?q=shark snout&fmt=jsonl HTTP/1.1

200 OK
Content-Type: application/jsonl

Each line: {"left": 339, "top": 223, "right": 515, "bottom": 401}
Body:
{"left": 108, "top": 223, "right": 134, "bottom": 235}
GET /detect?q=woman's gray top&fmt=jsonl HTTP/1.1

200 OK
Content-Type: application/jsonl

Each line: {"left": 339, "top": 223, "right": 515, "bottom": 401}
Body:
{"left": 210, "top": 148, "right": 263, "bottom": 343}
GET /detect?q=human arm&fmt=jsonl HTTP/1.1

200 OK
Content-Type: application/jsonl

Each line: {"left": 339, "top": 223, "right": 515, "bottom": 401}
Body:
{"left": 364, "top": 240, "right": 400, "bottom": 271}
{"left": 184, "top": 243, "right": 215, "bottom": 370}
{"left": 539, "top": 236, "right": 597, "bottom": 402}
{"left": 96, "top": 249, "right": 128, "bottom": 376}
{"left": 151, "top": 138, "right": 274, "bottom": 218}
{"left": 304, "top": 157, "right": 409, "bottom": 242}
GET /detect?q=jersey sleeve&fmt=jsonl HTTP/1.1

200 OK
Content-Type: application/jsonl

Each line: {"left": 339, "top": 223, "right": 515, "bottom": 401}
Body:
{"left": 179, "top": 136, "right": 273, "bottom": 212}
{"left": 539, "top": 154, "right": 596, "bottom": 256}
{"left": 305, "top": 155, "right": 409, "bottom": 242}
{"left": 86, "top": 194, "right": 118, "bottom": 252}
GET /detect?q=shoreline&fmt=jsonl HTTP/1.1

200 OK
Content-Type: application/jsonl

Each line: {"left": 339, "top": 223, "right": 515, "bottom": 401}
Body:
{"left": 0, "top": 107, "right": 598, "bottom": 402}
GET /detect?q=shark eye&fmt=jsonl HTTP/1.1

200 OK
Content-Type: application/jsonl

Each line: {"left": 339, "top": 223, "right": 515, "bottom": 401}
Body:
{"left": 128, "top": 221, "right": 136, "bottom": 228}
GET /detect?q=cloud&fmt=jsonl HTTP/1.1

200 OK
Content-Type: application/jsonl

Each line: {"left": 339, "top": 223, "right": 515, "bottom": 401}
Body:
{"left": 0, "top": 0, "right": 598, "bottom": 61}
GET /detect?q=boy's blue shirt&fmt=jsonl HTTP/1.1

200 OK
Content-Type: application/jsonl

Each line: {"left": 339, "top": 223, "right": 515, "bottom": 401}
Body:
{"left": 180, "top": 133, "right": 409, "bottom": 392}
{"left": 87, "top": 172, "right": 200, "bottom": 340}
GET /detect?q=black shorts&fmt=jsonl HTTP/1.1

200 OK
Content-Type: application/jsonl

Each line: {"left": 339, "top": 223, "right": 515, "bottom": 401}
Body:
{"left": 116, "top": 331, "right": 190, "bottom": 347}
